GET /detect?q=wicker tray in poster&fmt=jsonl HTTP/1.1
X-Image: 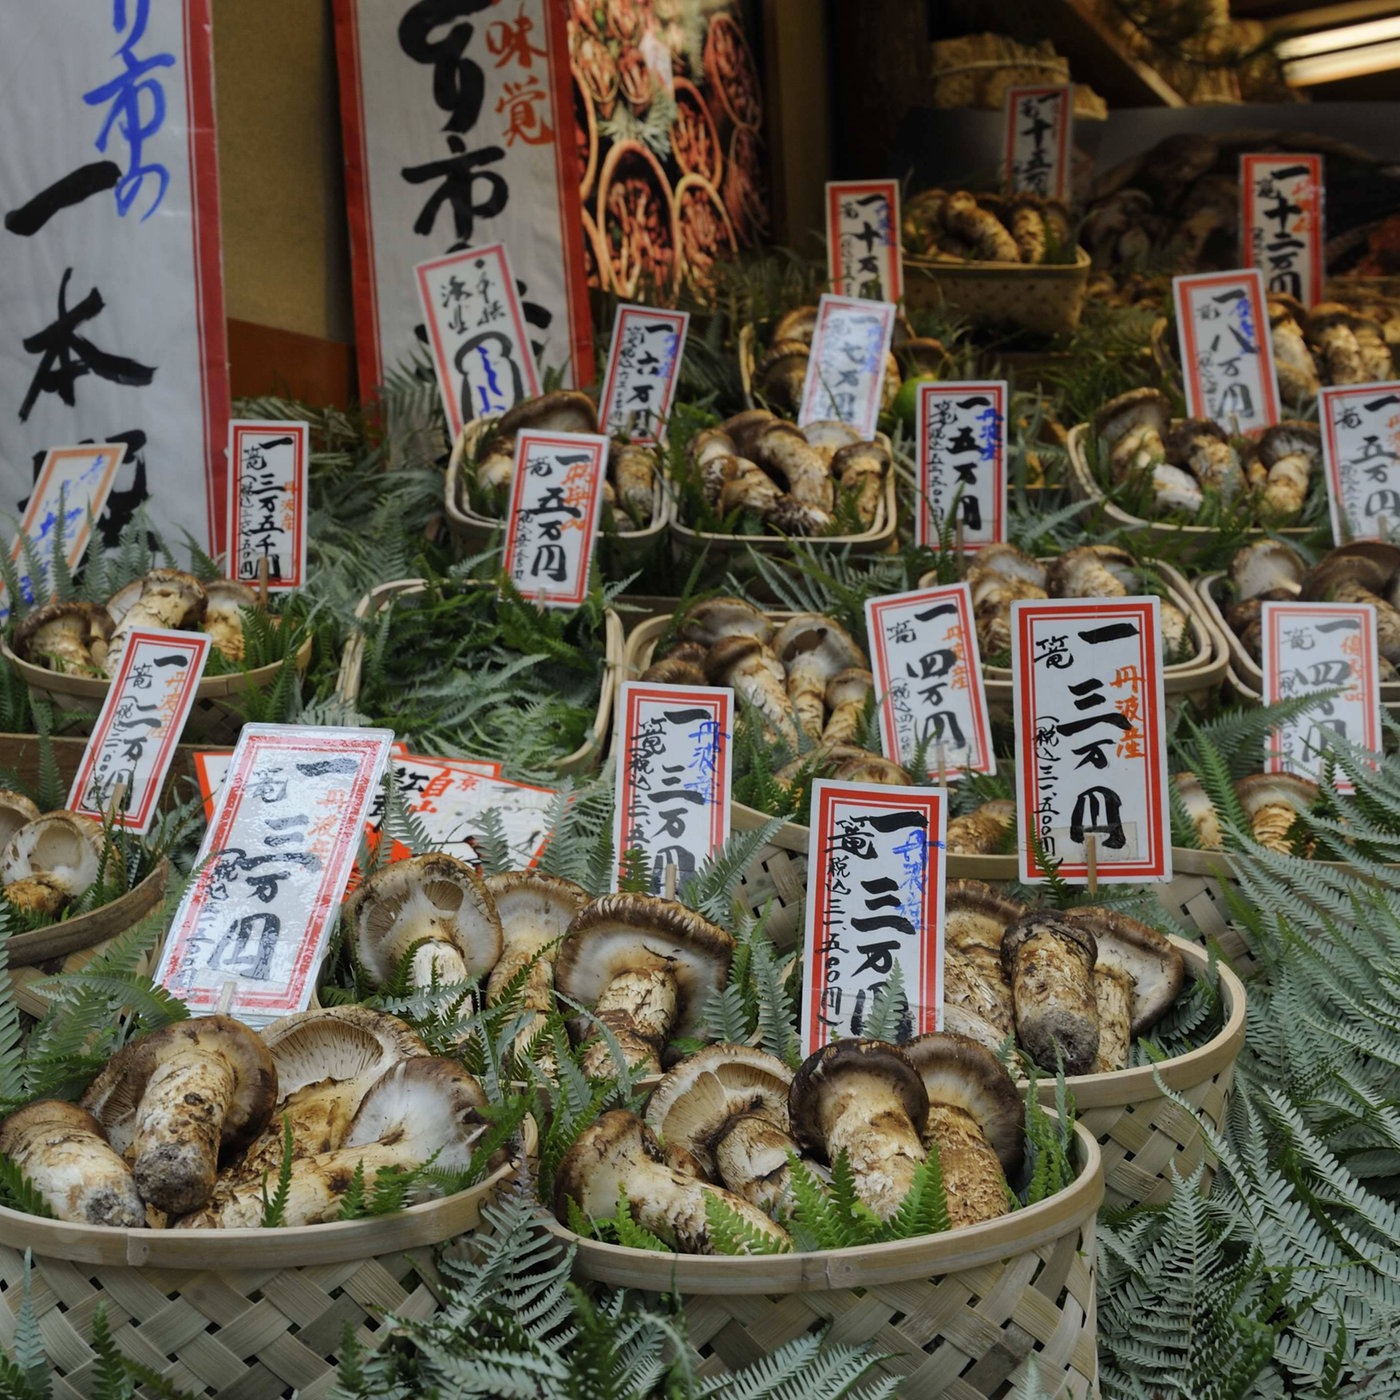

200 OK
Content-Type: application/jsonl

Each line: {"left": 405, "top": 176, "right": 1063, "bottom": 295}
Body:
{"left": 904, "top": 247, "right": 1091, "bottom": 338}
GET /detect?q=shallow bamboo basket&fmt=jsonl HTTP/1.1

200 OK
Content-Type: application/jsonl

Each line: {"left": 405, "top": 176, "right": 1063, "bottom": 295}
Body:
{"left": 0, "top": 1155, "right": 518, "bottom": 1400}
{"left": 547, "top": 1120, "right": 1101, "bottom": 1396}
{"left": 337, "top": 578, "right": 622, "bottom": 778}
{"left": 904, "top": 247, "right": 1091, "bottom": 338}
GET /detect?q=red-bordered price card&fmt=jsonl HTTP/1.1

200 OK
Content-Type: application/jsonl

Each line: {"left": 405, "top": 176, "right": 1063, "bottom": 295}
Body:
{"left": 801, "top": 781, "right": 946, "bottom": 1057}
{"left": 1012, "top": 597, "right": 1171, "bottom": 883}
{"left": 825, "top": 180, "right": 903, "bottom": 302}
{"left": 67, "top": 629, "right": 213, "bottom": 833}
{"left": 226, "top": 420, "right": 309, "bottom": 591}
{"left": 1320, "top": 382, "right": 1400, "bottom": 544}
{"left": 1173, "top": 269, "right": 1280, "bottom": 434}
{"left": 155, "top": 725, "right": 393, "bottom": 1025}
{"left": 501, "top": 428, "right": 609, "bottom": 608}
{"left": 415, "top": 243, "right": 541, "bottom": 439}
{"left": 1241, "top": 154, "right": 1324, "bottom": 310}
{"left": 866, "top": 583, "right": 995, "bottom": 780}
{"left": 1262, "top": 601, "right": 1380, "bottom": 793}
{"left": 1003, "top": 86, "right": 1072, "bottom": 201}
{"left": 914, "top": 381, "right": 1007, "bottom": 549}
{"left": 612, "top": 681, "right": 732, "bottom": 895}
{"left": 797, "top": 294, "right": 897, "bottom": 439}
{"left": 598, "top": 306, "right": 689, "bottom": 444}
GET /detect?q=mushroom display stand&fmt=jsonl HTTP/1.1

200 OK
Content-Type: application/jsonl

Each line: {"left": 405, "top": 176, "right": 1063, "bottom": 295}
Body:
{"left": 902, "top": 247, "right": 1093, "bottom": 339}
{"left": 546, "top": 1119, "right": 1101, "bottom": 1397}
{"left": 0, "top": 1154, "right": 518, "bottom": 1400}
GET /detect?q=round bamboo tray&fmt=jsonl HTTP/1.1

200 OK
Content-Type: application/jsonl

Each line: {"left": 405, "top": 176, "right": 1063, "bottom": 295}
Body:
{"left": 336, "top": 578, "right": 621, "bottom": 778}
{"left": 904, "top": 247, "right": 1092, "bottom": 339}
{"left": 547, "top": 1120, "right": 1101, "bottom": 1395}
{"left": 0, "top": 1155, "right": 518, "bottom": 1400}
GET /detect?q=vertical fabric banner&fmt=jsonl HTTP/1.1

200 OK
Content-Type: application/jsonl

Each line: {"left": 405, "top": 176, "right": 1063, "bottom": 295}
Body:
{"left": 0, "top": 1, "right": 230, "bottom": 555}
{"left": 334, "top": 0, "right": 594, "bottom": 402}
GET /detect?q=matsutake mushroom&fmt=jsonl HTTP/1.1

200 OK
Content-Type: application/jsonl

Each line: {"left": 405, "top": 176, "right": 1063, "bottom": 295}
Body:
{"left": 104, "top": 569, "right": 208, "bottom": 676}
{"left": 1269, "top": 299, "right": 1320, "bottom": 406}
{"left": 2, "top": 810, "right": 104, "bottom": 917}
{"left": 12, "top": 601, "right": 112, "bottom": 675}
{"left": 1173, "top": 772, "right": 1223, "bottom": 851}
{"left": 1165, "top": 420, "right": 1247, "bottom": 503}
{"left": 1229, "top": 539, "right": 1306, "bottom": 603}
{"left": 202, "top": 580, "right": 259, "bottom": 662}
{"left": 1093, "top": 388, "right": 1172, "bottom": 485}
{"left": 946, "top": 799, "right": 1016, "bottom": 856}
{"left": 822, "top": 668, "right": 874, "bottom": 745}
{"left": 676, "top": 596, "right": 772, "bottom": 647}
{"left": 0, "top": 792, "right": 40, "bottom": 857}
{"left": 1000, "top": 912, "right": 1100, "bottom": 1076}
{"left": 771, "top": 614, "right": 868, "bottom": 740}
{"left": 705, "top": 635, "right": 800, "bottom": 748}
{"left": 943, "top": 881, "right": 1021, "bottom": 1042}
{"left": 1256, "top": 423, "right": 1320, "bottom": 524}
{"left": 1234, "top": 772, "right": 1318, "bottom": 853}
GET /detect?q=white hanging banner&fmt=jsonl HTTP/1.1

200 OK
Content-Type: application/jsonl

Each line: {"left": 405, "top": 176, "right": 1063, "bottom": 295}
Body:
{"left": 0, "top": 1, "right": 229, "bottom": 555}
{"left": 825, "top": 180, "right": 903, "bottom": 301}
{"left": 1320, "top": 382, "right": 1400, "bottom": 544}
{"left": 333, "top": 0, "right": 594, "bottom": 400}
{"left": 1240, "top": 154, "right": 1324, "bottom": 310}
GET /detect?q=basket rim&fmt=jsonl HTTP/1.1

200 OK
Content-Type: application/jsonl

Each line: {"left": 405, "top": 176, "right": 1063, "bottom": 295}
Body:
{"left": 8, "top": 857, "right": 170, "bottom": 967}
{"left": 904, "top": 245, "right": 1092, "bottom": 277}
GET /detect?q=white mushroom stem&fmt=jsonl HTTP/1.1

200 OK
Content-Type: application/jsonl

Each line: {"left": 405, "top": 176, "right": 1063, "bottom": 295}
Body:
{"left": 583, "top": 968, "right": 678, "bottom": 1077}
{"left": 923, "top": 1105, "right": 1009, "bottom": 1229}
{"left": 1093, "top": 965, "right": 1134, "bottom": 1074}
{"left": 713, "top": 1114, "right": 795, "bottom": 1210}
{"left": 812, "top": 1078, "right": 927, "bottom": 1218}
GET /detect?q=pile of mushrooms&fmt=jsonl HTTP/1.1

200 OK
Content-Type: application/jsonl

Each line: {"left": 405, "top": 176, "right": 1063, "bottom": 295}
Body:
{"left": 0, "top": 794, "right": 109, "bottom": 917}
{"left": 946, "top": 797, "right": 1017, "bottom": 857}
{"left": 902, "top": 188, "right": 1073, "bottom": 266}
{"left": 1175, "top": 769, "right": 1319, "bottom": 856}
{"left": 1267, "top": 295, "right": 1396, "bottom": 408}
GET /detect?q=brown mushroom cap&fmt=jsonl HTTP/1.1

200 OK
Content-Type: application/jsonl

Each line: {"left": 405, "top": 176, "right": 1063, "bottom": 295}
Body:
{"left": 947, "top": 880, "right": 1028, "bottom": 932}
{"left": 11, "top": 600, "right": 113, "bottom": 666}
{"left": 788, "top": 1039, "right": 929, "bottom": 1164}
{"left": 901, "top": 1031, "right": 1025, "bottom": 1176}
{"left": 678, "top": 596, "right": 774, "bottom": 647}
{"left": 1092, "top": 388, "right": 1171, "bottom": 447}
{"left": 1302, "top": 543, "right": 1400, "bottom": 602}
{"left": 771, "top": 614, "right": 870, "bottom": 677}
{"left": 1258, "top": 421, "right": 1321, "bottom": 468}
{"left": 1060, "top": 908, "right": 1186, "bottom": 1035}
{"left": 494, "top": 389, "right": 597, "bottom": 439}
{"left": 1234, "top": 772, "right": 1319, "bottom": 818}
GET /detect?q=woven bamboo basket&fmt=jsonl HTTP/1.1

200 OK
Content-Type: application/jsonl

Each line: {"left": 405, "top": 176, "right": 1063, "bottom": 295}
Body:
{"left": 1155, "top": 845, "right": 1262, "bottom": 978}
{"left": 0, "top": 1154, "right": 519, "bottom": 1400}
{"left": 336, "top": 578, "right": 621, "bottom": 778}
{"left": 547, "top": 1119, "right": 1101, "bottom": 1396}
{"left": 904, "top": 248, "right": 1092, "bottom": 339}
{"left": 929, "top": 54, "right": 1069, "bottom": 109}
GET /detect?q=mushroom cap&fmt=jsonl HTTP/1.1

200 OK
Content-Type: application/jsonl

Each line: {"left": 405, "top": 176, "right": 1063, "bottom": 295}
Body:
{"left": 341, "top": 1055, "right": 490, "bottom": 1166}
{"left": 1302, "top": 543, "right": 1400, "bottom": 601}
{"left": 2, "top": 810, "right": 104, "bottom": 899}
{"left": 703, "top": 633, "right": 770, "bottom": 686}
{"left": 946, "top": 880, "right": 1029, "bottom": 948}
{"left": 1163, "top": 417, "right": 1229, "bottom": 461}
{"left": 1061, "top": 907, "right": 1185, "bottom": 1035}
{"left": 1046, "top": 545, "right": 1138, "bottom": 598}
{"left": 81, "top": 1014, "right": 277, "bottom": 1159}
{"left": 554, "top": 894, "right": 734, "bottom": 1042}
{"left": 259, "top": 1005, "right": 428, "bottom": 1102}
{"left": 788, "top": 1039, "right": 929, "bottom": 1162}
{"left": 1230, "top": 540, "right": 1307, "bottom": 602}
{"left": 772, "top": 306, "right": 818, "bottom": 344}
{"left": 901, "top": 1031, "right": 1024, "bottom": 1175}
{"left": 800, "top": 420, "right": 862, "bottom": 457}
{"left": 825, "top": 666, "right": 874, "bottom": 709}
{"left": 1000, "top": 912, "right": 1098, "bottom": 977}
{"left": 644, "top": 1043, "right": 793, "bottom": 1178}
{"left": 770, "top": 614, "right": 869, "bottom": 677}
{"left": 1092, "top": 388, "right": 1171, "bottom": 447}
{"left": 1258, "top": 421, "right": 1321, "bottom": 468}
{"left": 678, "top": 596, "right": 773, "bottom": 647}
{"left": 205, "top": 580, "right": 260, "bottom": 610}
{"left": 494, "top": 389, "right": 597, "bottom": 439}
{"left": 106, "top": 569, "right": 209, "bottom": 630}
{"left": 1234, "top": 772, "right": 1319, "bottom": 819}
{"left": 969, "top": 543, "right": 1048, "bottom": 589}
{"left": 11, "top": 600, "right": 113, "bottom": 665}
{"left": 485, "top": 869, "right": 589, "bottom": 954}
{"left": 720, "top": 408, "right": 780, "bottom": 459}
{"left": 552, "top": 1108, "right": 662, "bottom": 1222}
{"left": 0, "top": 791, "right": 41, "bottom": 856}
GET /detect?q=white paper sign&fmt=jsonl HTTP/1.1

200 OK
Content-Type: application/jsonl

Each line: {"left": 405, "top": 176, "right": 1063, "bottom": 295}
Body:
{"left": 914, "top": 382, "right": 1007, "bottom": 550}
{"left": 598, "top": 306, "right": 689, "bottom": 444}
{"left": 1012, "top": 597, "right": 1171, "bottom": 884}
{"left": 1241, "top": 154, "right": 1324, "bottom": 310}
{"left": 1320, "top": 382, "right": 1400, "bottom": 544}
{"left": 825, "top": 180, "right": 903, "bottom": 301}
{"left": 865, "top": 584, "right": 995, "bottom": 780}
{"left": 227, "top": 421, "right": 308, "bottom": 591}
{"left": 796, "top": 295, "right": 897, "bottom": 439}
{"left": 0, "top": 2, "right": 229, "bottom": 553}
{"left": 612, "top": 682, "right": 732, "bottom": 896}
{"left": 801, "top": 781, "right": 946, "bottom": 1057}
{"left": 1003, "top": 86, "right": 1072, "bottom": 201}
{"left": 332, "top": 0, "right": 593, "bottom": 399}
{"left": 1173, "top": 269, "right": 1280, "bottom": 433}
{"left": 155, "top": 725, "right": 393, "bottom": 1025}
{"left": 1262, "top": 601, "right": 1380, "bottom": 793}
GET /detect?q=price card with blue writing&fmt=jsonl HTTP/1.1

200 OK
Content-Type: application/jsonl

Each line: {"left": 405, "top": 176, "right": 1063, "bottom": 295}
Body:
{"left": 866, "top": 583, "right": 994, "bottom": 780}
{"left": 67, "top": 629, "right": 212, "bottom": 833}
{"left": 825, "top": 180, "right": 902, "bottom": 301}
{"left": 612, "top": 681, "right": 732, "bottom": 896}
{"left": 501, "top": 428, "right": 609, "bottom": 608}
{"left": 154, "top": 725, "right": 393, "bottom": 1026}
{"left": 416, "top": 243, "right": 541, "bottom": 439}
{"left": 227, "top": 421, "right": 308, "bottom": 591}
{"left": 1262, "top": 601, "right": 1379, "bottom": 793}
{"left": 801, "top": 781, "right": 946, "bottom": 1056}
{"left": 1173, "top": 269, "right": 1279, "bottom": 434}
{"left": 1320, "top": 383, "right": 1400, "bottom": 544}
{"left": 599, "top": 306, "right": 689, "bottom": 444}
{"left": 1003, "top": 86, "right": 1072, "bottom": 201}
{"left": 1241, "top": 154, "right": 1324, "bottom": 309}
{"left": 796, "top": 294, "right": 897, "bottom": 440}
{"left": 914, "top": 382, "right": 1007, "bottom": 549}
{"left": 1012, "top": 597, "right": 1171, "bottom": 883}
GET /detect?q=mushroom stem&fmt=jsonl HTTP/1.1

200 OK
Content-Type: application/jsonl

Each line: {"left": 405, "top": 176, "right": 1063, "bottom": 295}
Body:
{"left": 1002, "top": 916, "right": 1100, "bottom": 1075}
{"left": 807, "top": 1075, "right": 927, "bottom": 1218}
{"left": 712, "top": 1114, "right": 795, "bottom": 1210}
{"left": 583, "top": 967, "right": 679, "bottom": 1077}
{"left": 923, "top": 1105, "right": 1010, "bottom": 1229}
{"left": 1093, "top": 965, "right": 1134, "bottom": 1074}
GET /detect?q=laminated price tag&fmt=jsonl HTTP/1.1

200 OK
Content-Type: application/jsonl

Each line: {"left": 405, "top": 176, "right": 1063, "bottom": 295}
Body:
{"left": 1320, "top": 382, "right": 1400, "bottom": 544}
{"left": 1003, "top": 85, "right": 1072, "bottom": 201}
{"left": 1173, "top": 269, "right": 1280, "bottom": 433}
{"left": 913, "top": 381, "right": 1007, "bottom": 549}
{"left": 1012, "top": 597, "right": 1171, "bottom": 883}
{"left": 801, "top": 781, "right": 946, "bottom": 1057}
{"left": 416, "top": 243, "right": 541, "bottom": 439}
{"left": 612, "top": 681, "right": 732, "bottom": 895}
{"left": 598, "top": 306, "right": 689, "bottom": 444}
{"left": 1241, "top": 154, "right": 1324, "bottom": 309}
{"left": 501, "top": 428, "right": 609, "bottom": 608}
{"left": 155, "top": 725, "right": 393, "bottom": 1024}
{"left": 797, "top": 294, "right": 897, "bottom": 439}
{"left": 866, "top": 583, "right": 995, "bottom": 779}
{"left": 1262, "top": 601, "right": 1380, "bottom": 792}
{"left": 227, "top": 420, "right": 308, "bottom": 590}
{"left": 825, "top": 180, "right": 903, "bottom": 301}
{"left": 67, "top": 629, "right": 212, "bottom": 832}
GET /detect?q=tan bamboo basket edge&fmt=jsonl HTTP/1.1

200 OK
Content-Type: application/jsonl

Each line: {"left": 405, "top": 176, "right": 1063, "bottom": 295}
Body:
{"left": 8, "top": 858, "right": 169, "bottom": 969}
{"left": 904, "top": 246, "right": 1092, "bottom": 338}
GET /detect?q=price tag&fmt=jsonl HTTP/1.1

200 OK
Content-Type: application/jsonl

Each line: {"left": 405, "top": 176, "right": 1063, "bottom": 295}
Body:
{"left": 1320, "top": 382, "right": 1400, "bottom": 544}
{"left": 66, "top": 629, "right": 212, "bottom": 833}
{"left": 501, "top": 428, "right": 609, "bottom": 608}
{"left": 226, "top": 421, "right": 308, "bottom": 590}
{"left": 1003, "top": 85, "right": 1073, "bottom": 201}
{"left": 1012, "top": 597, "right": 1171, "bottom": 883}
{"left": 801, "top": 781, "right": 946, "bottom": 1057}
{"left": 1262, "top": 601, "right": 1380, "bottom": 792}
{"left": 598, "top": 306, "right": 689, "bottom": 444}
{"left": 1241, "top": 154, "right": 1324, "bottom": 310}
{"left": 1173, "top": 269, "right": 1280, "bottom": 434}
{"left": 415, "top": 243, "right": 541, "bottom": 440}
{"left": 612, "top": 682, "right": 732, "bottom": 895}
{"left": 865, "top": 583, "right": 995, "bottom": 780}
{"left": 913, "top": 381, "right": 1007, "bottom": 549}
{"left": 796, "top": 294, "right": 897, "bottom": 439}
{"left": 825, "top": 180, "right": 903, "bottom": 301}
{"left": 154, "top": 725, "right": 393, "bottom": 1025}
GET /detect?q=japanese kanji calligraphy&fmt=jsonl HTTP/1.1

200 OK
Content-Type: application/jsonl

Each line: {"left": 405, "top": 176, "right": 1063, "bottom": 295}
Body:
{"left": 1003, "top": 86, "right": 1072, "bottom": 202}
{"left": 598, "top": 305, "right": 689, "bottom": 444}
{"left": 226, "top": 421, "right": 308, "bottom": 592}
{"left": 796, "top": 294, "right": 897, "bottom": 439}
{"left": 1320, "top": 382, "right": 1400, "bottom": 544}
{"left": 1241, "top": 154, "right": 1324, "bottom": 310}
{"left": 1174, "top": 269, "right": 1280, "bottom": 433}
{"left": 825, "top": 180, "right": 903, "bottom": 301}
{"left": 914, "top": 381, "right": 1007, "bottom": 550}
